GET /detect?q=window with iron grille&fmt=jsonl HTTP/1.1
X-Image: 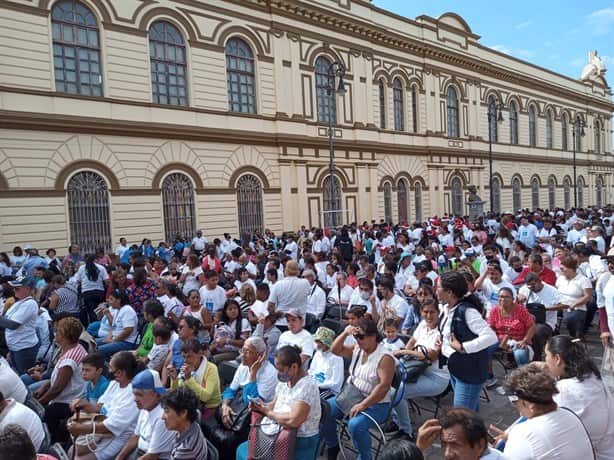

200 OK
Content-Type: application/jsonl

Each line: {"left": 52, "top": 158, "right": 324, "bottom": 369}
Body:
{"left": 529, "top": 105, "right": 537, "bottom": 147}
{"left": 451, "top": 177, "right": 463, "bottom": 215}
{"left": 226, "top": 38, "right": 256, "bottom": 114}
{"left": 512, "top": 178, "right": 522, "bottom": 211}
{"left": 51, "top": 0, "right": 102, "bottom": 96}
{"left": 67, "top": 171, "right": 111, "bottom": 254}
{"left": 323, "top": 175, "right": 342, "bottom": 227}
{"left": 383, "top": 182, "right": 392, "bottom": 223}
{"left": 414, "top": 182, "right": 422, "bottom": 222}
{"left": 397, "top": 179, "right": 408, "bottom": 223}
{"left": 447, "top": 87, "right": 459, "bottom": 138}
{"left": 236, "top": 174, "right": 264, "bottom": 240}
{"left": 531, "top": 179, "right": 539, "bottom": 210}
{"left": 393, "top": 78, "right": 404, "bottom": 131}
{"left": 509, "top": 101, "right": 518, "bottom": 145}
{"left": 315, "top": 56, "right": 334, "bottom": 123}
{"left": 378, "top": 79, "right": 386, "bottom": 129}
{"left": 548, "top": 178, "right": 556, "bottom": 209}
{"left": 149, "top": 21, "right": 188, "bottom": 106}
{"left": 561, "top": 114, "right": 568, "bottom": 151}
{"left": 162, "top": 173, "right": 196, "bottom": 243}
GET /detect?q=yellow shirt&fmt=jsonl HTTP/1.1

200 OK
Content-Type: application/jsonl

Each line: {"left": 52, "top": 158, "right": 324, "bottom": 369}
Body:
{"left": 171, "top": 358, "right": 222, "bottom": 409}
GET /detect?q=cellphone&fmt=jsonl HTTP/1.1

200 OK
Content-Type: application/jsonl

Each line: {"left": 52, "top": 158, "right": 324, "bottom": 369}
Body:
{"left": 486, "top": 431, "right": 496, "bottom": 445}
{"left": 248, "top": 396, "right": 263, "bottom": 405}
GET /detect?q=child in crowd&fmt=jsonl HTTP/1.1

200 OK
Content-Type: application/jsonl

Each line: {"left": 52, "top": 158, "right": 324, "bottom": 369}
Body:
{"left": 383, "top": 318, "right": 405, "bottom": 353}
{"left": 81, "top": 352, "right": 110, "bottom": 404}
{"left": 145, "top": 324, "right": 172, "bottom": 372}
{"left": 308, "top": 327, "right": 344, "bottom": 396}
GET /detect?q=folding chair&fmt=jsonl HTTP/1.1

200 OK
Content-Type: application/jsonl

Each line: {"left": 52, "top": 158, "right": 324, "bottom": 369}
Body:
{"left": 409, "top": 382, "right": 453, "bottom": 418}
{"left": 304, "top": 313, "right": 319, "bottom": 334}
{"left": 321, "top": 318, "right": 344, "bottom": 337}
{"left": 219, "top": 359, "right": 240, "bottom": 387}
{"left": 316, "top": 397, "right": 331, "bottom": 459}
{"left": 337, "top": 364, "right": 407, "bottom": 460}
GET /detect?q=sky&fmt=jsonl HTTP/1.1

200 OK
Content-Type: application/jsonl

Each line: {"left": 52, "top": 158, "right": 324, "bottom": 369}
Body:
{"left": 372, "top": 0, "right": 614, "bottom": 81}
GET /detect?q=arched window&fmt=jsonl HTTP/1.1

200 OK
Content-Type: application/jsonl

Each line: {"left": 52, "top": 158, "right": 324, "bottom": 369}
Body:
{"left": 563, "top": 177, "right": 571, "bottom": 209}
{"left": 393, "top": 78, "right": 404, "bottom": 131}
{"left": 378, "top": 79, "right": 386, "bottom": 129}
{"left": 411, "top": 86, "right": 418, "bottom": 133}
{"left": 315, "top": 56, "right": 334, "bottom": 123}
{"left": 446, "top": 86, "right": 459, "bottom": 138}
{"left": 450, "top": 177, "right": 463, "bottom": 215}
{"left": 531, "top": 178, "right": 540, "bottom": 210}
{"left": 383, "top": 182, "right": 392, "bottom": 223}
{"left": 492, "top": 176, "right": 501, "bottom": 214}
{"left": 595, "top": 120, "right": 602, "bottom": 154}
{"left": 596, "top": 176, "right": 604, "bottom": 208}
{"left": 575, "top": 116, "right": 583, "bottom": 152}
{"left": 488, "top": 96, "right": 498, "bottom": 143}
{"left": 397, "top": 179, "right": 408, "bottom": 223}
{"left": 512, "top": 178, "right": 522, "bottom": 211}
{"left": 67, "top": 171, "right": 111, "bottom": 254}
{"left": 322, "top": 175, "right": 342, "bottom": 227}
{"left": 578, "top": 177, "right": 585, "bottom": 208}
{"left": 548, "top": 177, "right": 556, "bottom": 209}
{"left": 162, "top": 173, "right": 196, "bottom": 243}
{"left": 236, "top": 174, "right": 264, "bottom": 240}
{"left": 149, "top": 21, "right": 188, "bottom": 106}
{"left": 561, "top": 113, "right": 568, "bottom": 151}
{"left": 225, "top": 37, "right": 256, "bottom": 113}
{"left": 509, "top": 101, "right": 518, "bottom": 145}
{"left": 546, "top": 110, "right": 553, "bottom": 149}
{"left": 51, "top": 0, "right": 102, "bottom": 96}
{"left": 528, "top": 105, "right": 537, "bottom": 147}
{"left": 414, "top": 182, "right": 422, "bottom": 222}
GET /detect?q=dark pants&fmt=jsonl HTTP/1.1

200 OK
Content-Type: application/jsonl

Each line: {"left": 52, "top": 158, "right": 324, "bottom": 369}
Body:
{"left": 81, "top": 290, "right": 105, "bottom": 325}
{"left": 583, "top": 300, "right": 598, "bottom": 334}
{"left": 10, "top": 344, "right": 39, "bottom": 375}
{"left": 44, "top": 402, "right": 72, "bottom": 444}
{"left": 532, "top": 324, "right": 553, "bottom": 361}
{"left": 564, "top": 310, "right": 586, "bottom": 338}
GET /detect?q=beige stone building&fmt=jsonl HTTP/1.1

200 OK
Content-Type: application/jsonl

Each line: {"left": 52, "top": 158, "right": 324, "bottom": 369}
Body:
{"left": 0, "top": 0, "right": 612, "bottom": 254}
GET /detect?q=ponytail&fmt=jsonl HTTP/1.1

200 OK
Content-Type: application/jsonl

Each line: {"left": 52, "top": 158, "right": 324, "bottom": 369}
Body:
{"left": 547, "top": 335, "right": 601, "bottom": 381}
{"left": 85, "top": 254, "right": 99, "bottom": 282}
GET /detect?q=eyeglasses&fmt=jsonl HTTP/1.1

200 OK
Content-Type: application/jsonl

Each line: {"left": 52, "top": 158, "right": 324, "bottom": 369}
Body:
{"left": 498, "top": 295, "right": 513, "bottom": 300}
{"left": 354, "top": 334, "right": 366, "bottom": 340}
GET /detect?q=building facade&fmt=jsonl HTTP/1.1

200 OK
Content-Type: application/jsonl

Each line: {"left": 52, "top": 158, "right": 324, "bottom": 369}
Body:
{"left": 0, "top": 0, "right": 612, "bottom": 253}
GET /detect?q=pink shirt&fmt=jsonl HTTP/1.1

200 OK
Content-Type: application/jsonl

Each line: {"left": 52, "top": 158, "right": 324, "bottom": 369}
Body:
{"left": 488, "top": 304, "right": 534, "bottom": 341}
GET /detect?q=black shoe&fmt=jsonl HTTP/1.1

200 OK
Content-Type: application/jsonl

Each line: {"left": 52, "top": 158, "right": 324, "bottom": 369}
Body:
{"left": 327, "top": 445, "right": 340, "bottom": 460}
{"left": 389, "top": 430, "right": 416, "bottom": 442}
{"left": 383, "top": 420, "right": 400, "bottom": 433}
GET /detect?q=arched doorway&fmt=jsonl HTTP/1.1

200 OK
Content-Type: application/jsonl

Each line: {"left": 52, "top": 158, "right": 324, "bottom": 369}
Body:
{"left": 397, "top": 179, "right": 408, "bottom": 224}
{"left": 450, "top": 177, "right": 463, "bottom": 216}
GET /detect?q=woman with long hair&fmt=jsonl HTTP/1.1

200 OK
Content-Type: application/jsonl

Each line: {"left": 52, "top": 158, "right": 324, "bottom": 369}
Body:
{"left": 75, "top": 254, "right": 108, "bottom": 324}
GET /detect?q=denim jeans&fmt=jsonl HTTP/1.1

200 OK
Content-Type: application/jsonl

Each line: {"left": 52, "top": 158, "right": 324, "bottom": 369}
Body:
{"left": 96, "top": 338, "right": 136, "bottom": 359}
{"left": 10, "top": 344, "right": 40, "bottom": 375}
{"left": 487, "top": 342, "right": 530, "bottom": 368}
{"left": 564, "top": 309, "right": 586, "bottom": 338}
{"left": 450, "top": 374, "right": 483, "bottom": 412}
{"left": 20, "top": 373, "right": 50, "bottom": 393}
{"left": 393, "top": 369, "right": 450, "bottom": 434}
{"left": 323, "top": 397, "right": 389, "bottom": 460}
{"left": 87, "top": 321, "right": 101, "bottom": 337}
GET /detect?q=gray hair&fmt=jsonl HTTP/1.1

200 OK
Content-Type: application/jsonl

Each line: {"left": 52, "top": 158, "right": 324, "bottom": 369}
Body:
{"left": 245, "top": 336, "right": 267, "bottom": 355}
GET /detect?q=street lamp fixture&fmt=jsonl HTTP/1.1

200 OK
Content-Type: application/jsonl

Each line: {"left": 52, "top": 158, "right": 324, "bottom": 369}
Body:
{"left": 487, "top": 98, "right": 504, "bottom": 213}
{"left": 572, "top": 116, "right": 585, "bottom": 209}
{"left": 327, "top": 61, "right": 346, "bottom": 228}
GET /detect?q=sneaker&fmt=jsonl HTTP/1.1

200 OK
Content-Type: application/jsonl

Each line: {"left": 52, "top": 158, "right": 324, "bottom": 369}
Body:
{"left": 485, "top": 377, "right": 498, "bottom": 388}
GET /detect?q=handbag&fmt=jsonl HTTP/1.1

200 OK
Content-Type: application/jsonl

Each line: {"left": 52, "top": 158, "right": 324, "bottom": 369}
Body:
{"left": 203, "top": 393, "right": 251, "bottom": 459}
{"left": 336, "top": 351, "right": 366, "bottom": 415}
{"left": 399, "top": 345, "right": 430, "bottom": 383}
{"left": 247, "top": 412, "right": 296, "bottom": 460}
{"left": 72, "top": 413, "right": 108, "bottom": 456}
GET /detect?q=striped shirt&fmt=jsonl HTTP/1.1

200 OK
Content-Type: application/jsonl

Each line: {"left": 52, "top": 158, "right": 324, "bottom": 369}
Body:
{"left": 54, "top": 284, "right": 79, "bottom": 315}
{"left": 50, "top": 343, "right": 88, "bottom": 404}
{"left": 171, "top": 421, "right": 207, "bottom": 460}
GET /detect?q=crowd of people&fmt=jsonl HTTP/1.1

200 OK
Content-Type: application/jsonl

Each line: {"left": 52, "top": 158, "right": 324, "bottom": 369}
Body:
{"left": 0, "top": 207, "right": 614, "bottom": 460}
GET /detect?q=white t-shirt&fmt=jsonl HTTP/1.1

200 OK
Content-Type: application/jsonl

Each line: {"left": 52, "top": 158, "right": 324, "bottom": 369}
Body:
{"left": 412, "top": 320, "right": 450, "bottom": 380}
{"left": 556, "top": 273, "right": 592, "bottom": 311}
{"left": 326, "top": 284, "right": 354, "bottom": 306}
{"left": 481, "top": 278, "right": 516, "bottom": 314}
{"left": 227, "top": 361, "right": 278, "bottom": 402}
{"left": 158, "top": 295, "right": 184, "bottom": 319}
{"left": 555, "top": 375, "right": 614, "bottom": 460}
{"left": 76, "top": 263, "right": 108, "bottom": 292}
{"left": 348, "top": 288, "right": 380, "bottom": 315}
{"left": 308, "top": 350, "right": 345, "bottom": 394}
{"left": 277, "top": 329, "right": 315, "bottom": 359}
{"left": 50, "top": 344, "right": 87, "bottom": 404}
{"left": 198, "top": 285, "right": 227, "bottom": 313}
{"left": 135, "top": 404, "right": 175, "bottom": 459}
{"left": 504, "top": 407, "right": 593, "bottom": 460}
{"left": 518, "top": 284, "right": 561, "bottom": 330}
{"left": 261, "top": 375, "right": 321, "bottom": 437}
{"left": 249, "top": 299, "right": 269, "bottom": 318}
{"left": 269, "top": 277, "right": 311, "bottom": 327}
{"left": 181, "top": 266, "right": 203, "bottom": 296}
{"left": 0, "top": 399, "right": 45, "bottom": 450}
{"left": 384, "top": 294, "right": 409, "bottom": 320}
{"left": 96, "top": 381, "right": 140, "bottom": 458}
{"left": 111, "top": 305, "right": 138, "bottom": 343}
{"left": 0, "top": 357, "right": 27, "bottom": 403}
{"left": 306, "top": 284, "right": 327, "bottom": 319}
{"left": 4, "top": 296, "right": 39, "bottom": 351}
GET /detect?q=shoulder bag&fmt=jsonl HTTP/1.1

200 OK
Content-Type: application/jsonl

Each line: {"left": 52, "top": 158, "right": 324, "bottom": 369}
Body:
{"left": 400, "top": 344, "right": 430, "bottom": 383}
{"left": 336, "top": 351, "right": 366, "bottom": 415}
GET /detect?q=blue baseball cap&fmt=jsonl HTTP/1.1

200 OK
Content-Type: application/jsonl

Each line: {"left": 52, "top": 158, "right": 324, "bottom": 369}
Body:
{"left": 8, "top": 274, "right": 37, "bottom": 289}
{"left": 132, "top": 369, "right": 167, "bottom": 395}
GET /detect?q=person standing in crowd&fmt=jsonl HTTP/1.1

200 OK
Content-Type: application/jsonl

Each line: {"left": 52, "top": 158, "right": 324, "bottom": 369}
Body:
{"left": 438, "top": 271, "right": 497, "bottom": 411}
{"left": 556, "top": 256, "right": 593, "bottom": 339}
{"left": 192, "top": 230, "right": 208, "bottom": 257}
{"left": 268, "top": 260, "right": 310, "bottom": 331}
{"left": 75, "top": 254, "right": 108, "bottom": 324}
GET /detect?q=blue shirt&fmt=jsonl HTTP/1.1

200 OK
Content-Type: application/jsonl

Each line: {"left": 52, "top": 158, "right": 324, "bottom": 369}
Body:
{"left": 171, "top": 339, "right": 184, "bottom": 370}
{"left": 23, "top": 255, "right": 48, "bottom": 275}
{"left": 86, "top": 375, "right": 110, "bottom": 403}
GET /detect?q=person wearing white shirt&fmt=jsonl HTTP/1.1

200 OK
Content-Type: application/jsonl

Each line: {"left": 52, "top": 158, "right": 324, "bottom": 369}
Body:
{"left": 566, "top": 221, "right": 587, "bottom": 245}
{"left": 97, "top": 289, "right": 139, "bottom": 359}
{"left": 501, "top": 363, "right": 593, "bottom": 460}
{"left": 303, "top": 269, "right": 326, "bottom": 320}
{"left": 276, "top": 309, "right": 315, "bottom": 366}
{"left": 475, "top": 262, "right": 516, "bottom": 315}
{"left": 0, "top": 393, "right": 45, "bottom": 451}
{"left": 545, "top": 335, "right": 614, "bottom": 460}
{"left": 376, "top": 277, "right": 409, "bottom": 326}
{"left": 556, "top": 257, "right": 593, "bottom": 339}
{"left": 198, "top": 273, "right": 227, "bottom": 315}
{"left": 438, "top": 227, "right": 454, "bottom": 248}
{"left": 268, "top": 261, "right": 310, "bottom": 328}
{"left": 191, "top": 230, "right": 208, "bottom": 255}
{"left": 348, "top": 279, "right": 380, "bottom": 315}
{"left": 115, "top": 238, "right": 130, "bottom": 258}
{"left": 308, "top": 327, "right": 344, "bottom": 395}
{"left": 75, "top": 256, "right": 109, "bottom": 324}
{"left": 116, "top": 369, "right": 175, "bottom": 460}
{"left": 0, "top": 357, "right": 27, "bottom": 404}
{"left": 517, "top": 217, "right": 538, "bottom": 248}
{"left": 326, "top": 272, "right": 354, "bottom": 307}
{"left": 478, "top": 245, "right": 510, "bottom": 275}
{"left": 283, "top": 235, "right": 298, "bottom": 260}
{"left": 221, "top": 234, "right": 239, "bottom": 254}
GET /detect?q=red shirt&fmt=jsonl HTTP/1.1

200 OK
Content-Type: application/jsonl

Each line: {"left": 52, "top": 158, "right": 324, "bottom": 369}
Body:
{"left": 488, "top": 304, "right": 535, "bottom": 341}
{"left": 512, "top": 266, "right": 557, "bottom": 286}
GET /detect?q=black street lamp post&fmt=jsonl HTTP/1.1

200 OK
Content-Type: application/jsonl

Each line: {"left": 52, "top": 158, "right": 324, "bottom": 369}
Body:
{"left": 487, "top": 99, "right": 504, "bottom": 212}
{"left": 572, "top": 116, "right": 585, "bottom": 209}
{"left": 326, "top": 61, "right": 346, "bottom": 228}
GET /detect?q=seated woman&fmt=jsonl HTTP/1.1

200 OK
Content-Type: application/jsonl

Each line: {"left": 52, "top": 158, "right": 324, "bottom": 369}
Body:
{"left": 161, "top": 316, "right": 200, "bottom": 386}
{"left": 545, "top": 335, "right": 614, "bottom": 460}
{"left": 487, "top": 287, "right": 535, "bottom": 372}
{"left": 134, "top": 299, "right": 165, "bottom": 361}
{"left": 496, "top": 363, "right": 593, "bottom": 460}
{"left": 236, "top": 345, "right": 322, "bottom": 460}
{"left": 96, "top": 288, "right": 139, "bottom": 359}
{"left": 323, "top": 318, "right": 395, "bottom": 460}
{"left": 393, "top": 299, "right": 450, "bottom": 438}
{"left": 182, "top": 289, "right": 212, "bottom": 343}
{"left": 67, "top": 351, "right": 140, "bottom": 460}
{"left": 36, "top": 317, "right": 87, "bottom": 443}
{"left": 162, "top": 387, "right": 208, "bottom": 460}
{"left": 169, "top": 338, "right": 221, "bottom": 421}
{"left": 308, "top": 326, "right": 344, "bottom": 397}
{"left": 210, "top": 299, "right": 251, "bottom": 364}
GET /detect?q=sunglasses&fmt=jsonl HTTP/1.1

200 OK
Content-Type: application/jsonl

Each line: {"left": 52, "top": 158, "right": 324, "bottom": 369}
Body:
{"left": 354, "top": 333, "right": 366, "bottom": 340}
